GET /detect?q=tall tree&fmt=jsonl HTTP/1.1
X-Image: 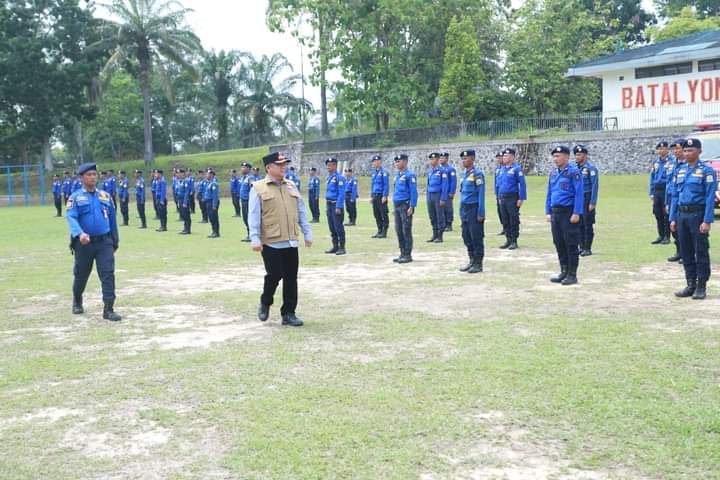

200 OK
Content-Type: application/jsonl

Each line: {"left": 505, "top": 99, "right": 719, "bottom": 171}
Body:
{"left": 203, "top": 50, "right": 244, "bottom": 151}
{"left": 654, "top": 0, "right": 720, "bottom": 19}
{"left": 647, "top": 6, "right": 720, "bottom": 42}
{"left": 94, "top": 0, "right": 202, "bottom": 166}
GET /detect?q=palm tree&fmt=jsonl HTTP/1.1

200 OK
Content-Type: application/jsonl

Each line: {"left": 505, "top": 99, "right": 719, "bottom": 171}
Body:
{"left": 203, "top": 50, "right": 245, "bottom": 151}
{"left": 95, "top": 0, "right": 202, "bottom": 165}
{"left": 235, "top": 53, "right": 313, "bottom": 145}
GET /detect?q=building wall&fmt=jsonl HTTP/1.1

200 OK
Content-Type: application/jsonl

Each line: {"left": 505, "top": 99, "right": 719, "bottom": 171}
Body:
{"left": 601, "top": 62, "right": 720, "bottom": 130}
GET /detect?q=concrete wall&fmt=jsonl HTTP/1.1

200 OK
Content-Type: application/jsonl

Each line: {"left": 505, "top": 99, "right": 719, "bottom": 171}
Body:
{"left": 273, "top": 129, "right": 689, "bottom": 176}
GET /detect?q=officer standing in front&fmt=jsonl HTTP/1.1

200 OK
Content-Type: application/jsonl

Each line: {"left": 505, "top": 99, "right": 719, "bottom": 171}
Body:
{"left": 546, "top": 146, "right": 584, "bottom": 286}
{"left": 426, "top": 153, "right": 449, "bottom": 243}
{"left": 239, "top": 163, "right": 253, "bottom": 240}
{"left": 370, "top": 155, "right": 390, "bottom": 238}
{"left": 494, "top": 152, "right": 504, "bottom": 235}
{"left": 344, "top": 168, "right": 359, "bottom": 226}
{"left": 649, "top": 141, "right": 674, "bottom": 245}
{"left": 497, "top": 148, "right": 527, "bottom": 250}
{"left": 108, "top": 169, "right": 118, "bottom": 208}
{"left": 307, "top": 167, "right": 321, "bottom": 223}
{"left": 52, "top": 174, "right": 62, "bottom": 217}
{"left": 177, "top": 169, "right": 191, "bottom": 235}
{"left": 392, "top": 154, "right": 418, "bottom": 264}
{"left": 670, "top": 138, "right": 717, "bottom": 300}
{"left": 666, "top": 139, "right": 686, "bottom": 263}
{"left": 72, "top": 172, "right": 83, "bottom": 193}
{"left": 151, "top": 169, "right": 159, "bottom": 220}
{"left": 440, "top": 152, "right": 457, "bottom": 232}
{"left": 324, "top": 157, "right": 347, "bottom": 255}
{"left": 455, "top": 151, "right": 485, "bottom": 273}
{"left": 155, "top": 169, "right": 168, "bottom": 232}
{"left": 134, "top": 169, "right": 147, "bottom": 229}
{"left": 65, "top": 163, "right": 121, "bottom": 321}
{"left": 62, "top": 172, "right": 73, "bottom": 206}
{"left": 205, "top": 169, "right": 221, "bottom": 238}
{"left": 573, "top": 145, "right": 599, "bottom": 256}
{"left": 230, "top": 169, "right": 241, "bottom": 217}
{"left": 196, "top": 169, "right": 208, "bottom": 224}
{"left": 118, "top": 170, "right": 130, "bottom": 226}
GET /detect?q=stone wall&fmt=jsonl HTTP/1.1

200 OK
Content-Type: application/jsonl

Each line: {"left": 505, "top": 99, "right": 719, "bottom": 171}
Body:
{"left": 271, "top": 129, "right": 689, "bottom": 176}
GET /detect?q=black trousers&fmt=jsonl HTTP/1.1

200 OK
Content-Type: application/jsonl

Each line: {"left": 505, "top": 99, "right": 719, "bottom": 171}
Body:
{"left": 232, "top": 193, "right": 241, "bottom": 216}
{"left": 73, "top": 235, "right": 115, "bottom": 304}
{"left": 678, "top": 210, "right": 711, "bottom": 281}
{"left": 499, "top": 193, "right": 520, "bottom": 241}
{"left": 345, "top": 196, "right": 357, "bottom": 223}
{"left": 551, "top": 208, "right": 581, "bottom": 274}
{"left": 199, "top": 197, "right": 208, "bottom": 222}
{"left": 394, "top": 201, "right": 413, "bottom": 255}
{"left": 54, "top": 195, "right": 62, "bottom": 216}
{"left": 461, "top": 203, "right": 485, "bottom": 258}
{"left": 206, "top": 200, "right": 220, "bottom": 234}
{"left": 326, "top": 200, "right": 346, "bottom": 245}
{"left": 372, "top": 194, "right": 389, "bottom": 233}
{"left": 137, "top": 201, "right": 146, "bottom": 227}
{"left": 180, "top": 205, "right": 191, "bottom": 232}
{"left": 173, "top": 192, "right": 178, "bottom": 212}
{"left": 308, "top": 193, "right": 320, "bottom": 221}
{"left": 496, "top": 197, "right": 503, "bottom": 230}
{"left": 63, "top": 193, "right": 70, "bottom": 207}
{"left": 652, "top": 186, "right": 670, "bottom": 239}
{"left": 445, "top": 195, "right": 454, "bottom": 226}
{"left": 261, "top": 246, "right": 299, "bottom": 315}
{"left": 111, "top": 193, "right": 117, "bottom": 210}
{"left": 427, "top": 192, "right": 446, "bottom": 235}
{"left": 157, "top": 200, "right": 167, "bottom": 228}
{"left": 153, "top": 196, "right": 159, "bottom": 217}
{"left": 241, "top": 199, "right": 249, "bottom": 234}
{"left": 189, "top": 193, "right": 195, "bottom": 214}
{"left": 120, "top": 198, "right": 129, "bottom": 225}
{"left": 580, "top": 193, "right": 596, "bottom": 249}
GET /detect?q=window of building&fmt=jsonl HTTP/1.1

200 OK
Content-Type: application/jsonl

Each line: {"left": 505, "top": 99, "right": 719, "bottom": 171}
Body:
{"left": 699, "top": 58, "right": 720, "bottom": 72}
{"left": 635, "top": 62, "right": 692, "bottom": 79}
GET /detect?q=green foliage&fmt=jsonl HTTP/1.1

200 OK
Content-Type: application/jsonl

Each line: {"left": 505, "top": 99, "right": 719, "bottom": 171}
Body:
{"left": 654, "top": 0, "right": 720, "bottom": 18}
{"left": 647, "top": 7, "right": 720, "bottom": 42}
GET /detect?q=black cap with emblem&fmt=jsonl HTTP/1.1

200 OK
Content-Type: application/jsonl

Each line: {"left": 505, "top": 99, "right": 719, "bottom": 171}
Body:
{"left": 552, "top": 146, "right": 570, "bottom": 155}
{"left": 683, "top": 138, "right": 701, "bottom": 149}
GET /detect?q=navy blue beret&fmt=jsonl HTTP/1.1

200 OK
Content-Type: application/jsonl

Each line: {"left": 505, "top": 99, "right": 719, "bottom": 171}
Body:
{"left": 429, "top": 152, "right": 441, "bottom": 159}
{"left": 671, "top": 138, "right": 686, "bottom": 148}
{"left": 495, "top": 151, "right": 503, "bottom": 157}
{"left": 573, "top": 145, "right": 588, "bottom": 154}
{"left": 683, "top": 138, "right": 701, "bottom": 149}
{"left": 503, "top": 148, "right": 516, "bottom": 155}
{"left": 441, "top": 152, "right": 449, "bottom": 157}
{"left": 134, "top": 169, "right": 142, "bottom": 174}
{"left": 325, "top": 157, "right": 338, "bottom": 164}
{"left": 656, "top": 141, "right": 669, "bottom": 148}
{"left": 241, "top": 162, "right": 252, "bottom": 168}
{"left": 552, "top": 146, "right": 571, "bottom": 155}
{"left": 460, "top": 149, "right": 476, "bottom": 157}
{"left": 394, "top": 154, "right": 409, "bottom": 162}
{"left": 371, "top": 155, "right": 382, "bottom": 162}
{"left": 310, "top": 167, "right": 317, "bottom": 171}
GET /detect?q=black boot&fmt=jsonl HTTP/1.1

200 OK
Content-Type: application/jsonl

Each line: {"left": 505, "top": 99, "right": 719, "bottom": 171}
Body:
{"left": 445, "top": 223, "right": 453, "bottom": 232}
{"left": 467, "top": 256, "right": 483, "bottom": 274}
{"left": 372, "top": 231, "right": 380, "bottom": 238}
{"left": 426, "top": 231, "right": 437, "bottom": 243}
{"left": 551, "top": 265, "right": 568, "bottom": 283}
{"left": 433, "top": 232, "right": 444, "bottom": 243}
{"left": 693, "top": 279, "right": 707, "bottom": 300}
{"left": 651, "top": 236, "right": 663, "bottom": 244}
{"left": 393, "top": 250, "right": 405, "bottom": 263}
{"left": 508, "top": 240, "right": 518, "bottom": 250}
{"left": 660, "top": 236, "right": 671, "bottom": 245}
{"left": 667, "top": 246, "right": 681, "bottom": 262}
{"left": 398, "top": 251, "right": 413, "bottom": 263}
{"left": 335, "top": 242, "right": 347, "bottom": 255}
{"left": 325, "top": 242, "right": 339, "bottom": 254}
{"left": 459, "top": 256, "right": 474, "bottom": 272}
{"left": 72, "top": 296, "right": 83, "bottom": 314}
{"left": 208, "top": 231, "right": 219, "bottom": 238}
{"left": 103, "top": 301, "right": 121, "bottom": 322}
{"left": 561, "top": 268, "right": 578, "bottom": 285}
{"left": 500, "top": 238, "right": 511, "bottom": 249}
{"left": 377, "top": 228, "right": 388, "bottom": 239}
{"left": 258, "top": 303, "right": 270, "bottom": 321}
{"left": 281, "top": 313, "right": 304, "bottom": 327}
{"left": 675, "top": 280, "right": 696, "bottom": 298}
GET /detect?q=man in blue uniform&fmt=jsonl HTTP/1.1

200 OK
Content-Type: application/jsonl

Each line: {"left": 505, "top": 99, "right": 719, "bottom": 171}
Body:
{"left": 370, "top": 155, "right": 390, "bottom": 238}
{"left": 649, "top": 141, "right": 674, "bottom": 245}
{"left": 494, "top": 152, "right": 505, "bottom": 235}
{"left": 325, "top": 157, "right": 347, "bottom": 255}
{"left": 151, "top": 169, "right": 159, "bottom": 220}
{"left": 458, "top": 150, "right": 486, "bottom": 273}
{"left": 66, "top": 163, "right": 121, "bottom": 321}
{"left": 72, "top": 173, "right": 83, "bottom": 193}
{"left": 230, "top": 169, "right": 241, "bottom": 217}
{"left": 573, "top": 145, "right": 599, "bottom": 256}
{"left": 251, "top": 166, "right": 263, "bottom": 181}
{"left": 666, "top": 139, "right": 686, "bottom": 263}
{"left": 177, "top": 169, "right": 191, "bottom": 235}
{"left": 101, "top": 171, "right": 112, "bottom": 194}
{"left": 155, "top": 170, "right": 168, "bottom": 232}
{"left": 440, "top": 152, "right": 457, "bottom": 232}
{"left": 205, "top": 169, "right": 221, "bottom": 238}
{"left": 52, "top": 174, "right": 62, "bottom": 217}
{"left": 546, "top": 146, "right": 584, "bottom": 286}
{"left": 62, "top": 172, "right": 73, "bottom": 205}
{"left": 187, "top": 169, "right": 196, "bottom": 215}
{"left": 108, "top": 169, "right": 118, "bottom": 208}
{"left": 670, "top": 138, "right": 717, "bottom": 300}
{"left": 497, "top": 147, "right": 527, "bottom": 250}
{"left": 426, "top": 153, "right": 449, "bottom": 243}
{"left": 118, "top": 170, "right": 130, "bottom": 226}
{"left": 134, "top": 169, "right": 147, "bottom": 229}
{"left": 239, "top": 163, "right": 253, "bottom": 240}
{"left": 286, "top": 166, "right": 301, "bottom": 192}
{"left": 392, "top": 154, "right": 418, "bottom": 264}
{"left": 307, "top": 167, "right": 321, "bottom": 223}
{"left": 171, "top": 168, "right": 180, "bottom": 215}
{"left": 196, "top": 169, "right": 208, "bottom": 223}
{"left": 344, "top": 168, "right": 359, "bottom": 226}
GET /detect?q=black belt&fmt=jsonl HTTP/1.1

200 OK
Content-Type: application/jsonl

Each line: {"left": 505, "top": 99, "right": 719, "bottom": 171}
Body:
{"left": 327, "top": 200, "right": 336, "bottom": 204}
{"left": 679, "top": 205, "right": 705, "bottom": 213}
{"left": 89, "top": 233, "right": 111, "bottom": 243}
{"left": 654, "top": 184, "right": 667, "bottom": 191}
{"left": 551, "top": 206, "right": 574, "bottom": 213}
{"left": 500, "top": 193, "right": 519, "bottom": 198}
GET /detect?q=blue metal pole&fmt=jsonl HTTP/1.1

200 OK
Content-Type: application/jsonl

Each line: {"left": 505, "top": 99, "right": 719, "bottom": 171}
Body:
{"left": 7, "top": 166, "right": 12, "bottom": 207}
{"left": 23, "top": 165, "right": 29, "bottom": 206}
{"left": 39, "top": 163, "right": 46, "bottom": 205}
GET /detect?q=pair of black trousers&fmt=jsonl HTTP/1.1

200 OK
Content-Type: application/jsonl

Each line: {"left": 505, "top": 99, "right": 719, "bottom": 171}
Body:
{"left": 180, "top": 205, "right": 191, "bottom": 232}
{"left": 241, "top": 199, "right": 250, "bottom": 234}
{"left": 394, "top": 201, "right": 413, "bottom": 254}
{"left": 206, "top": 201, "right": 220, "bottom": 234}
{"left": 677, "top": 210, "right": 711, "bottom": 282}
{"left": 54, "top": 195, "right": 62, "bottom": 216}
{"left": 136, "top": 201, "right": 147, "bottom": 227}
{"left": 308, "top": 193, "right": 320, "bottom": 221}
{"left": 499, "top": 193, "right": 520, "bottom": 241}
{"left": 372, "top": 194, "right": 389, "bottom": 232}
{"left": 120, "top": 198, "right": 129, "bottom": 225}
{"left": 261, "top": 246, "right": 299, "bottom": 316}
{"left": 232, "top": 193, "right": 241, "bottom": 216}
{"left": 551, "top": 208, "right": 581, "bottom": 274}
{"left": 652, "top": 186, "right": 670, "bottom": 239}
{"left": 73, "top": 235, "right": 116, "bottom": 303}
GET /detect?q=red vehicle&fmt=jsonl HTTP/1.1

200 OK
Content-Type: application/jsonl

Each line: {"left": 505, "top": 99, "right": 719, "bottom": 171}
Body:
{"left": 692, "top": 123, "right": 720, "bottom": 211}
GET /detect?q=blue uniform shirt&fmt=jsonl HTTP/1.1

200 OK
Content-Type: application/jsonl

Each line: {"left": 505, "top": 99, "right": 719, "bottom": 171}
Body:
{"left": 371, "top": 167, "right": 390, "bottom": 196}
{"left": 177, "top": 177, "right": 190, "bottom": 206}
{"left": 230, "top": 175, "right": 240, "bottom": 194}
{"left": 102, "top": 178, "right": 113, "bottom": 193}
{"left": 326, "top": 172, "right": 347, "bottom": 209}
{"left": 443, "top": 164, "right": 458, "bottom": 195}
{"left": 52, "top": 180, "right": 62, "bottom": 197}
{"left": 545, "top": 163, "right": 584, "bottom": 215}
{"left": 62, "top": 177, "right": 72, "bottom": 195}
{"left": 72, "top": 178, "right": 82, "bottom": 192}
{"left": 669, "top": 161, "right": 718, "bottom": 224}
{"left": 497, "top": 163, "right": 528, "bottom": 199}
{"left": 205, "top": 179, "right": 220, "bottom": 209}
{"left": 135, "top": 177, "right": 145, "bottom": 203}
{"left": 576, "top": 160, "right": 599, "bottom": 205}
{"left": 118, "top": 178, "right": 129, "bottom": 201}
{"left": 459, "top": 167, "right": 486, "bottom": 216}
{"left": 196, "top": 177, "right": 207, "bottom": 202}
{"left": 649, "top": 155, "right": 675, "bottom": 194}
{"left": 156, "top": 177, "right": 167, "bottom": 203}
{"left": 151, "top": 177, "right": 157, "bottom": 196}
{"left": 239, "top": 175, "right": 252, "bottom": 201}
{"left": 393, "top": 169, "right": 419, "bottom": 207}
{"left": 109, "top": 176, "right": 117, "bottom": 195}
{"left": 308, "top": 175, "right": 321, "bottom": 197}
{"left": 66, "top": 188, "right": 119, "bottom": 242}
{"left": 345, "top": 176, "right": 359, "bottom": 201}
{"left": 286, "top": 172, "right": 301, "bottom": 192}
{"left": 494, "top": 165, "right": 503, "bottom": 196}
{"left": 172, "top": 177, "right": 179, "bottom": 196}
{"left": 666, "top": 160, "right": 685, "bottom": 207}
{"left": 427, "top": 166, "right": 449, "bottom": 201}
{"left": 187, "top": 175, "right": 195, "bottom": 194}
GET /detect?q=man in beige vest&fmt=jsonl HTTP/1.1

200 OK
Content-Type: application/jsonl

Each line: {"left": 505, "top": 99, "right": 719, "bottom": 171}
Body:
{"left": 249, "top": 152, "right": 313, "bottom": 327}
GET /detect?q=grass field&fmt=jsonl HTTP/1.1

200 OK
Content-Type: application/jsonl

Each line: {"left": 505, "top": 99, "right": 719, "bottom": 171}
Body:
{"left": 1, "top": 175, "right": 719, "bottom": 479}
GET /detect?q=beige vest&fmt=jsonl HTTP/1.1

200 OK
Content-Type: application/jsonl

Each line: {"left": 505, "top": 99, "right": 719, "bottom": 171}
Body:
{"left": 253, "top": 178, "right": 301, "bottom": 244}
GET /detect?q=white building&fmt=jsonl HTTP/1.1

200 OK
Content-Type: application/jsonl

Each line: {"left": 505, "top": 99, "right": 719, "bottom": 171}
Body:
{"left": 567, "top": 30, "right": 720, "bottom": 130}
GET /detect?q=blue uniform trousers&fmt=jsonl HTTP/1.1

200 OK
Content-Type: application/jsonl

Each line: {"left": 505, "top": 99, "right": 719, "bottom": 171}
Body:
{"left": 499, "top": 193, "right": 520, "bottom": 241}
{"left": 677, "top": 208, "right": 711, "bottom": 281}
{"left": 580, "top": 192, "right": 596, "bottom": 249}
{"left": 206, "top": 200, "right": 219, "bottom": 234}
{"left": 72, "top": 234, "right": 116, "bottom": 303}
{"left": 461, "top": 203, "right": 485, "bottom": 258}
{"left": 551, "top": 206, "right": 580, "bottom": 274}
{"left": 308, "top": 193, "right": 320, "bottom": 222}
{"left": 241, "top": 199, "right": 250, "bottom": 233}
{"left": 136, "top": 201, "right": 146, "bottom": 227}
{"left": 652, "top": 185, "right": 670, "bottom": 239}
{"left": 326, "top": 200, "right": 346, "bottom": 245}
{"left": 372, "top": 194, "right": 389, "bottom": 232}
{"left": 394, "top": 201, "right": 413, "bottom": 255}
{"left": 427, "top": 192, "right": 446, "bottom": 235}
{"left": 345, "top": 194, "right": 357, "bottom": 223}
{"left": 444, "top": 196, "right": 454, "bottom": 228}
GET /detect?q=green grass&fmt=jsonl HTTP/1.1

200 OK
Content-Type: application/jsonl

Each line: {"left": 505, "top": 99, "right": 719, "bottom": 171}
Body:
{"left": 0, "top": 174, "right": 719, "bottom": 479}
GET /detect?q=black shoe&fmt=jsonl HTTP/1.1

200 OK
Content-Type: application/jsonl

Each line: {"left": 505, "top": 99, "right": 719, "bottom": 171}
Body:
{"left": 372, "top": 232, "right": 380, "bottom": 238}
{"left": 241, "top": 237, "right": 251, "bottom": 242}
{"left": 233, "top": 214, "right": 241, "bottom": 217}
{"left": 651, "top": 237, "right": 663, "bottom": 244}
{"left": 179, "top": 230, "right": 190, "bottom": 235}
{"left": 426, "top": 236, "right": 437, "bottom": 243}
{"left": 139, "top": 225, "right": 147, "bottom": 229}
{"left": 551, "top": 267, "right": 568, "bottom": 283}
{"left": 103, "top": 303, "right": 121, "bottom": 322}
{"left": 281, "top": 313, "right": 304, "bottom": 327}
{"left": 208, "top": 232, "right": 219, "bottom": 238}
{"left": 72, "top": 300, "right": 84, "bottom": 315}
{"left": 693, "top": 281, "right": 707, "bottom": 300}
{"left": 335, "top": 247, "right": 347, "bottom": 256}
{"left": 467, "top": 257, "right": 483, "bottom": 274}
{"left": 580, "top": 249, "right": 592, "bottom": 257}
{"left": 667, "top": 253, "right": 682, "bottom": 262}
{"left": 433, "top": 233, "right": 443, "bottom": 243}
{"left": 459, "top": 258, "right": 474, "bottom": 272}
{"left": 156, "top": 227, "right": 167, "bottom": 232}
{"left": 561, "top": 274, "right": 578, "bottom": 285}
{"left": 507, "top": 241, "right": 518, "bottom": 250}
{"left": 325, "top": 245, "right": 339, "bottom": 254}
{"left": 497, "top": 231, "right": 506, "bottom": 236}
{"left": 397, "top": 255, "right": 413, "bottom": 264}
{"left": 675, "top": 283, "right": 696, "bottom": 298}
{"left": 445, "top": 225, "right": 453, "bottom": 232}
{"left": 499, "top": 240, "right": 511, "bottom": 249}
{"left": 660, "top": 237, "right": 671, "bottom": 245}
{"left": 200, "top": 220, "right": 208, "bottom": 224}
{"left": 377, "top": 231, "right": 387, "bottom": 239}
{"left": 258, "top": 303, "right": 270, "bottom": 322}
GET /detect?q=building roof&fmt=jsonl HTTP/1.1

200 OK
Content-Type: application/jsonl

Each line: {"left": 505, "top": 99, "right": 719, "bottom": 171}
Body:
{"left": 567, "top": 30, "right": 720, "bottom": 77}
